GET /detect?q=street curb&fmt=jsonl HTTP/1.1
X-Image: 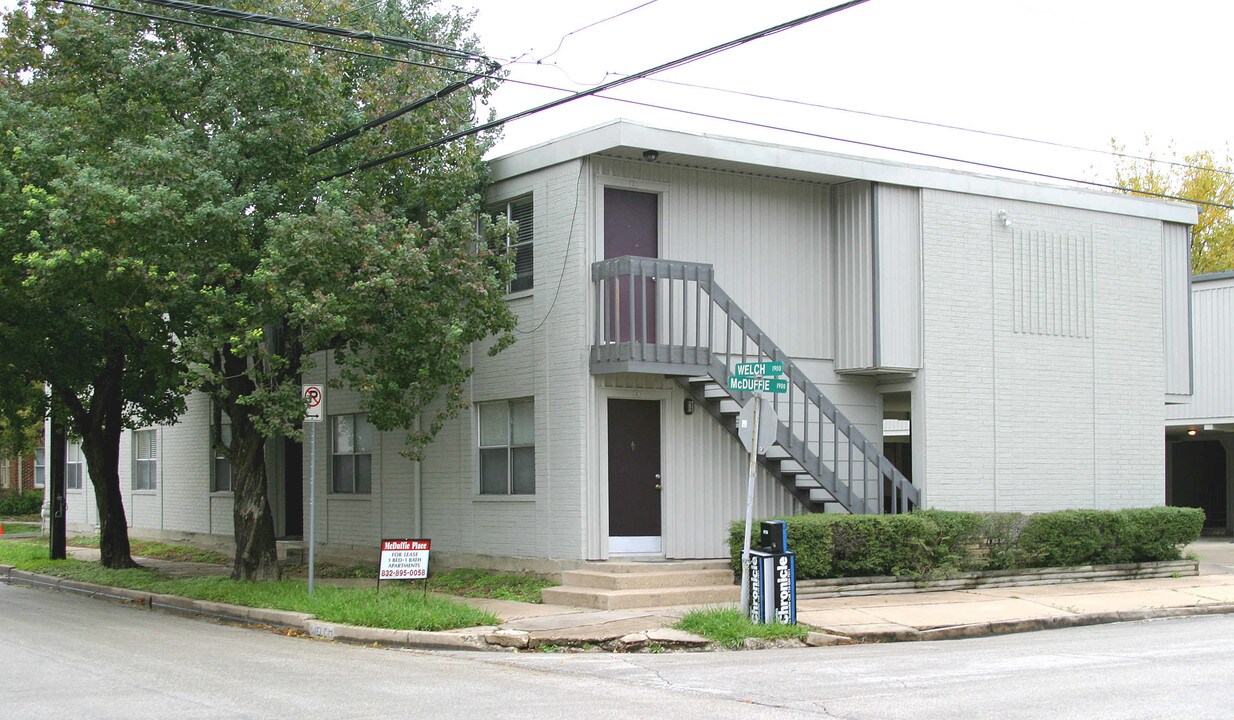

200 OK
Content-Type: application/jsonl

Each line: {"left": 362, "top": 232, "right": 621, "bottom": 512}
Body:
{"left": 835, "top": 603, "right": 1234, "bottom": 644}
{"left": 0, "top": 566, "right": 506, "bottom": 651}
{"left": 8, "top": 564, "right": 1234, "bottom": 652}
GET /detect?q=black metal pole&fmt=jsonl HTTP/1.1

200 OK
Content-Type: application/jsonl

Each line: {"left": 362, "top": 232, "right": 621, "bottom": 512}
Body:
{"left": 49, "top": 409, "right": 66, "bottom": 560}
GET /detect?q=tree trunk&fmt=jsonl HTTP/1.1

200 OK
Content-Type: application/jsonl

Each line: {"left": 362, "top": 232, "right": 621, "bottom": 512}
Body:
{"left": 72, "top": 359, "right": 138, "bottom": 570}
{"left": 84, "top": 437, "right": 138, "bottom": 569}
{"left": 225, "top": 391, "right": 281, "bottom": 581}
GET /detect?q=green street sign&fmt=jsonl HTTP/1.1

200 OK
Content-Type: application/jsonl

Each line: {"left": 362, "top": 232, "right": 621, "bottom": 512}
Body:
{"left": 727, "top": 376, "right": 789, "bottom": 394}
{"left": 732, "top": 361, "right": 784, "bottom": 378}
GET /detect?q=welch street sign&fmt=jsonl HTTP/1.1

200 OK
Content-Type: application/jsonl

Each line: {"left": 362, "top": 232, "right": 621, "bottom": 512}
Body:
{"left": 728, "top": 360, "right": 788, "bottom": 394}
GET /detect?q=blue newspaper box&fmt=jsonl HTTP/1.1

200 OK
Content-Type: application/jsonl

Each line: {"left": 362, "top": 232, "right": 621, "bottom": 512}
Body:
{"left": 748, "top": 521, "right": 796, "bottom": 625}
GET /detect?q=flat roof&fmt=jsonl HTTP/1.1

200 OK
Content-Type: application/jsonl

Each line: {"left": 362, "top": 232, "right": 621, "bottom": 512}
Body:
{"left": 488, "top": 120, "right": 1198, "bottom": 226}
{"left": 1193, "top": 270, "right": 1234, "bottom": 284}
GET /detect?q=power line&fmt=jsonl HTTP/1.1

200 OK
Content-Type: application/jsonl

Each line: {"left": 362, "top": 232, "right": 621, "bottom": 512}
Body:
{"left": 322, "top": 0, "right": 873, "bottom": 180}
{"left": 535, "top": 0, "right": 660, "bottom": 64}
{"left": 564, "top": 90, "right": 1234, "bottom": 210}
{"left": 307, "top": 69, "right": 494, "bottom": 155}
{"left": 521, "top": 60, "right": 1233, "bottom": 180}
{"left": 128, "top": 0, "right": 489, "bottom": 64}
{"left": 53, "top": 0, "right": 473, "bottom": 77}
{"left": 55, "top": 0, "right": 1227, "bottom": 209}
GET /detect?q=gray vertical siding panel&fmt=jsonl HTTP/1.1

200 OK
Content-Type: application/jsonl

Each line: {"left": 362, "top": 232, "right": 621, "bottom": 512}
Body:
{"left": 1162, "top": 223, "right": 1193, "bottom": 397}
{"left": 834, "top": 182, "right": 874, "bottom": 371}
{"left": 874, "top": 184, "right": 923, "bottom": 370}
{"left": 1167, "top": 276, "right": 1234, "bottom": 421}
{"left": 593, "top": 157, "right": 832, "bottom": 360}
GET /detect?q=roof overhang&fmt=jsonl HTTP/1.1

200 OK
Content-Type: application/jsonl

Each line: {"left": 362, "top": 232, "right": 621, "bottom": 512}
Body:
{"left": 488, "top": 120, "right": 1199, "bottom": 226}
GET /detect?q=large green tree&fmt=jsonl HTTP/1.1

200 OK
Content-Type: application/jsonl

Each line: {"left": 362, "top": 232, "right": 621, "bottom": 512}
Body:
{"left": 1, "top": 0, "right": 516, "bottom": 578}
{"left": 1, "top": 5, "right": 213, "bottom": 566}
{"left": 1113, "top": 140, "right": 1234, "bottom": 274}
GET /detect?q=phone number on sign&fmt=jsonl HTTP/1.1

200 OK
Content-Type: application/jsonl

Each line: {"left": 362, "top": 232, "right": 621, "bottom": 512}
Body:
{"left": 380, "top": 569, "right": 427, "bottom": 579}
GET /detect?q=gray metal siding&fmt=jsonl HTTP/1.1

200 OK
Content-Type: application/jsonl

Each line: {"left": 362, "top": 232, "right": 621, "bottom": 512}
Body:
{"left": 1162, "top": 223, "right": 1193, "bottom": 397}
{"left": 874, "top": 184, "right": 923, "bottom": 370}
{"left": 834, "top": 182, "right": 875, "bottom": 371}
{"left": 1167, "top": 276, "right": 1234, "bottom": 422}
{"left": 592, "top": 156, "right": 832, "bottom": 359}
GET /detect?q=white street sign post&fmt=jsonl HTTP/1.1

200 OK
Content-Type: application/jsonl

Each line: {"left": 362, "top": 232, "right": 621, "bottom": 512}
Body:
{"left": 730, "top": 361, "right": 788, "bottom": 618}
{"left": 302, "top": 384, "right": 324, "bottom": 595}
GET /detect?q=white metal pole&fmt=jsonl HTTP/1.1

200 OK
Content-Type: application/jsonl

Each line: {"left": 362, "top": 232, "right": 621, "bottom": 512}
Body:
{"left": 738, "top": 394, "right": 760, "bottom": 617}
{"left": 308, "top": 422, "right": 316, "bottom": 595}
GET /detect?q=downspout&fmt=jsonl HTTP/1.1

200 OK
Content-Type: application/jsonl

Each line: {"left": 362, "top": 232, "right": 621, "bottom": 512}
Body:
{"left": 414, "top": 412, "right": 422, "bottom": 538}
{"left": 159, "top": 427, "right": 165, "bottom": 531}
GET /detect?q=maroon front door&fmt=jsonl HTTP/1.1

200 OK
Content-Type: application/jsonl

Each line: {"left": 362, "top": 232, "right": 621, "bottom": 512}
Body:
{"left": 607, "top": 399, "right": 662, "bottom": 540}
{"left": 604, "top": 188, "right": 659, "bottom": 343}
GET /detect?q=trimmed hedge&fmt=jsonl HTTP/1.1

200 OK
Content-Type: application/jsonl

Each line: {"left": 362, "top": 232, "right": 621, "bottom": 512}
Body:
{"left": 0, "top": 490, "right": 43, "bottom": 517}
{"left": 728, "top": 506, "right": 1205, "bottom": 580}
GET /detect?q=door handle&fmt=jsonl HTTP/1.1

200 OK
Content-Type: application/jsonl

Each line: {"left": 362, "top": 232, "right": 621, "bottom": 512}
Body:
{"left": 655, "top": 473, "right": 662, "bottom": 490}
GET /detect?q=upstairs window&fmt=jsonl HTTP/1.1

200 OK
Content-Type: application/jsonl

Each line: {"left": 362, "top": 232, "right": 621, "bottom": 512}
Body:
{"left": 488, "top": 196, "right": 534, "bottom": 293}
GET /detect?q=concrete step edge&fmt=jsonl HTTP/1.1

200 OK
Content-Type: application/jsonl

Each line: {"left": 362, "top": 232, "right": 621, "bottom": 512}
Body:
{"left": 541, "top": 584, "right": 740, "bottom": 610}
{"left": 562, "top": 569, "right": 736, "bottom": 590}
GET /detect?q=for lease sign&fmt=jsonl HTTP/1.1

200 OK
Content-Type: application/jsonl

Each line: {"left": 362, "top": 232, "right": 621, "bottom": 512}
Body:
{"left": 379, "top": 539, "right": 430, "bottom": 580}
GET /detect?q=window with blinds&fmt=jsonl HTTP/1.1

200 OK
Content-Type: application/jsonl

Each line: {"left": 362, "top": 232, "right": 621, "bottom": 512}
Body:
{"left": 66, "top": 442, "right": 84, "bottom": 490}
{"left": 213, "top": 419, "right": 233, "bottom": 493}
{"left": 331, "top": 413, "right": 373, "bottom": 494}
{"left": 489, "top": 195, "right": 534, "bottom": 293}
{"left": 133, "top": 429, "right": 158, "bottom": 491}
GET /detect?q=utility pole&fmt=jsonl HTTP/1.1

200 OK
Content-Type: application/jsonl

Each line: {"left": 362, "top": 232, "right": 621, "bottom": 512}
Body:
{"left": 49, "top": 405, "right": 66, "bottom": 560}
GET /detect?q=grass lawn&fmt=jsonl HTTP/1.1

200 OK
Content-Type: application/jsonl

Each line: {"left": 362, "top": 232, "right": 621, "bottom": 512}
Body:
{"left": 68, "top": 536, "right": 232, "bottom": 565}
{"left": 675, "top": 606, "right": 809, "bottom": 649}
{"left": 0, "top": 541, "right": 498, "bottom": 631}
{"left": 427, "top": 568, "right": 557, "bottom": 604}
{"left": 1, "top": 522, "right": 42, "bottom": 534}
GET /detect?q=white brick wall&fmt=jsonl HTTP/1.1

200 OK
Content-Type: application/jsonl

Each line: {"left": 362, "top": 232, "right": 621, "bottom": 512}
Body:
{"left": 63, "top": 391, "right": 232, "bottom": 537}
{"left": 920, "top": 191, "right": 1165, "bottom": 511}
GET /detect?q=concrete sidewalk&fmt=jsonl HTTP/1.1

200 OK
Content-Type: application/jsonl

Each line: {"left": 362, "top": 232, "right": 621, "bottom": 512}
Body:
{"left": 7, "top": 538, "right": 1234, "bottom": 651}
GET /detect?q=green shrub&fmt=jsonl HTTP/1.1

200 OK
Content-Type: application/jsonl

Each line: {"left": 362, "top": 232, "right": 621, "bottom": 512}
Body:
{"left": 728, "top": 506, "right": 1204, "bottom": 581}
{"left": 728, "top": 514, "right": 834, "bottom": 580}
{"left": 1118, "top": 507, "right": 1204, "bottom": 562}
{"left": 972, "top": 512, "right": 1030, "bottom": 570}
{"left": 1016, "top": 510, "right": 1127, "bottom": 567}
{"left": 0, "top": 490, "right": 42, "bottom": 517}
{"left": 1015, "top": 507, "right": 1204, "bottom": 568}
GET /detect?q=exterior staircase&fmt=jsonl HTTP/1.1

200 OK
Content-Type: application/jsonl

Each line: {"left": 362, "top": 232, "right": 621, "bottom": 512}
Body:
{"left": 541, "top": 560, "right": 737, "bottom": 610}
{"left": 591, "top": 256, "right": 919, "bottom": 515}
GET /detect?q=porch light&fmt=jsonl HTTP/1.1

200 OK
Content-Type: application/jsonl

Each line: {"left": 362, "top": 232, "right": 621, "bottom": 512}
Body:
{"left": 642, "top": 149, "right": 659, "bottom": 162}
{"left": 683, "top": 398, "right": 695, "bottom": 415}
{"left": 1187, "top": 428, "right": 1198, "bottom": 436}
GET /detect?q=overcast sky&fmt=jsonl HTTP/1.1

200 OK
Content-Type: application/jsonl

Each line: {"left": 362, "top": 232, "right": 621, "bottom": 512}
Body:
{"left": 450, "top": 0, "right": 1233, "bottom": 187}
{"left": 2, "top": 0, "right": 1229, "bottom": 188}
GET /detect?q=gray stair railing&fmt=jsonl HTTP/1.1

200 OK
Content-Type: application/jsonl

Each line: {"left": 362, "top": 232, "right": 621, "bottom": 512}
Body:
{"left": 592, "top": 255, "right": 919, "bottom": 515}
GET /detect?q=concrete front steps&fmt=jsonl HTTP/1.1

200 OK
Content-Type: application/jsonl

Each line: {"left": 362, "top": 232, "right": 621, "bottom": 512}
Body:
{"left": 541, "top": 559, "right": 739, "bottom": 610}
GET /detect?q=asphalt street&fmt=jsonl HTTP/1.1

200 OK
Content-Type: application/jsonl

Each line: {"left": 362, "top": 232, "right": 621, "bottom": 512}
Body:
{"left": 4, "top": 581, "right": 1234, "bottom": 719}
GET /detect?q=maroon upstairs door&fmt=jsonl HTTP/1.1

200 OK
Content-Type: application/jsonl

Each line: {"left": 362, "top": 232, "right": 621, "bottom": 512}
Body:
{"left": 607, "top": 399, "right": 662, "bottom": 540}
{"left": 604, "top": 188, "right": 659, "bottom": 343}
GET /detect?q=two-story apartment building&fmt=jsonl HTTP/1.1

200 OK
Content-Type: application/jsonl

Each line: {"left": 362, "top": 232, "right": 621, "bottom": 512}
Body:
{"left": 57, "top": 122, "right": 1198, "bottom": 569}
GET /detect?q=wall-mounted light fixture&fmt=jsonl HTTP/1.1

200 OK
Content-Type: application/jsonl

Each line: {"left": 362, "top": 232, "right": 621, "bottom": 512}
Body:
{"left": 683, "top": 398, "right": 695, "bottom": 415}
{"left": 1187, "top": 428, "right": 1198, "bottom": 436}
{"left": 996, "top": 209, "right": 1012, "bottom": 228}
{"left": 642, "top": 149, "right": 660, "bottom": 162}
